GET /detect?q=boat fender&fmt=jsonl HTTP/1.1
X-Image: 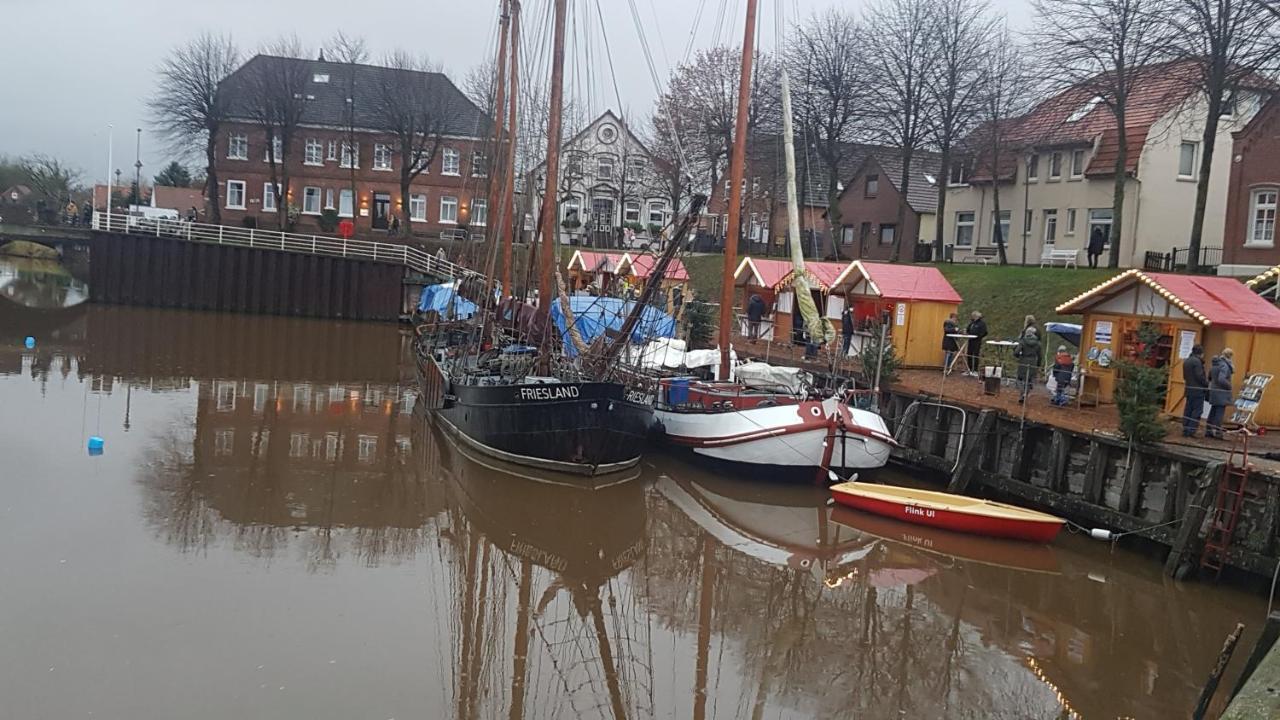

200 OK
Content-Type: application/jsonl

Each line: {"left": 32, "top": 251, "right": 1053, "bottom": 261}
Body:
{"left": 1089, "top": 528, "right": 1116, "bottom": 541}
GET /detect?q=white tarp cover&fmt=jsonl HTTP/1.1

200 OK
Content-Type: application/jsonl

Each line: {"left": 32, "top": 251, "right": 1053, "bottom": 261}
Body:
{"left": 631, "top": 338, "right": 689, "bottom": 370}
{"left": 736, "top": 361, "right": 809, "bottom": 394}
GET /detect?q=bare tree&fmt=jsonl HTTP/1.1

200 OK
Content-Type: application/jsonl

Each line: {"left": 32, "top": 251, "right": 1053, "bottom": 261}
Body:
{"left": 648, "top": 109, "right": 697, "bottom": 234}
{"left": 863, "top": 0, "right": 939, "bottom": 262}
{"left": 20, "top": 155, "right": 81, "bottom": 219}
{"left": 243, "top": 36, "right": 310, "bottom": 229}
{"left": 1033, "top": 0, "right": 1174, "bottom": 268}
{"left": 370, "top": 51, "right": 452, "bottom": 231}
{"left": 462, "top": 58, "right": 499, "bottom": 121}
{"left": 326, "top": 33, "right": 369, "bottom": 233}
{"left": 148, "top": 33, "right": 239, "bottom": 223}
{"left": 788, "top": 9, "right": 867, "bottom": 261}
{"left": 1168, "top": 0, "right": 1280, "bottom": 271}
{"left": 925, "top": 0, "right": 994, "bottom": 260}
{"left": 971, "top": 24, "right": 1032, "bottom": 265}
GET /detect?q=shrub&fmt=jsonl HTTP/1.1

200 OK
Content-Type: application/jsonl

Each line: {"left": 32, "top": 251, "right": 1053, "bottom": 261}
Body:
{"left": 647, "top": 222, "right": 663, "bottom": 235}
{"left": 683, "top": 298, "right": 715, "bottom": 349}
{"left": 858, "top": 320, "right": 900, "bottom": 385}
{"left": 1115, "top": 321, "right": 1169, "bottom": 444}
{"left": 561, "top": 218, "right": 581, "bottom": 230}
{"left": 317, "top": 208, "right": 339, "bottom": 233}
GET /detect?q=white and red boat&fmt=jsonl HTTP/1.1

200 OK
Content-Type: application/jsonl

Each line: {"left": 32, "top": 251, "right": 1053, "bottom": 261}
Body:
{"left": 830, "top": 482, "right": 1065, "bottom": 543}
{"left": 655, "top": 372, "right": 894, "bottom": 471}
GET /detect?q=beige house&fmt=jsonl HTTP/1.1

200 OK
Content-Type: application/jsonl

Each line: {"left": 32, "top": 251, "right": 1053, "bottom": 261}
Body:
{"left": 942, "top": 61, "right": 1269, "bottom": 268}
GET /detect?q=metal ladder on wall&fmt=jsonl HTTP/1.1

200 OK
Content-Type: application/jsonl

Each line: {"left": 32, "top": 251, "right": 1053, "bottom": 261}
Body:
{"left": 1200, "top": 431, "right": 1254, "bottom": 579}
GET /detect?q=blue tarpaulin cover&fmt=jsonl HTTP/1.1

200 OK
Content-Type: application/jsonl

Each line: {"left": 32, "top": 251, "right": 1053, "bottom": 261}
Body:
{"left": 418, "top": 282, "right": 478, "bottom": 319}
{"left": 1045, "top": 322, "right": 1082, "bottom": 347}
{"left": 550, "top": 296, "right": 676, "bottom": 358}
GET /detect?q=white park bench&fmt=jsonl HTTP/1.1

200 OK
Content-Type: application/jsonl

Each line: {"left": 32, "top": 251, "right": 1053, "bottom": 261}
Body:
{"left": 961, "top": 246, "right": 1001, "bottom": 264}
{"left": 1040, "top": 246, "right": 1080, "bottom": 269}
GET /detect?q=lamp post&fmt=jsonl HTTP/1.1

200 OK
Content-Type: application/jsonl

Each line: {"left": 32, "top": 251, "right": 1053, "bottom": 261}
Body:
{"left": 133, "top": 128, "right": 143, "bottom": 208}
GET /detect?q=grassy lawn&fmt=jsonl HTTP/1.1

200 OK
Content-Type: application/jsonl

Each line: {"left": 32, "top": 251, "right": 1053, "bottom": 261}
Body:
{"left": 675, "top": 253, "right": 1115, "bottom": 340}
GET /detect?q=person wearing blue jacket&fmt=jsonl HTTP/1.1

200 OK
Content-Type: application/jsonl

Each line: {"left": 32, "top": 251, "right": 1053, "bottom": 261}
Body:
{"left": 1206, "top": 348, "right": 1235, "bottom": 439}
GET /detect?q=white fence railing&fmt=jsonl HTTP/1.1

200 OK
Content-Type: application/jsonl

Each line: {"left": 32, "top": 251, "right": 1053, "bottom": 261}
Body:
{"left": 91, "top": 211, "right": 482, "bottom": 283}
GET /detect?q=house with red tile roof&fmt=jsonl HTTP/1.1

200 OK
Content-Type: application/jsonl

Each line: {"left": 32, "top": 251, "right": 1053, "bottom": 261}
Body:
{"left": 1221, "top": 95, "right": 1280, "bottom": 277}
{"left": 942, "top": 60, "right": 1272, "bottom": 268}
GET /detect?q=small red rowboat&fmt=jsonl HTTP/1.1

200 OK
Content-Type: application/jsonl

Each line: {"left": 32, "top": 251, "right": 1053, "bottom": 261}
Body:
{"left": 829, "top": 483, "right": 1065, "bottom": 543}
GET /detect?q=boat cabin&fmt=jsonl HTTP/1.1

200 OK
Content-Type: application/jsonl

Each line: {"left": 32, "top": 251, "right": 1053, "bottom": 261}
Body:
{"left": 1056, "top": 270, "right": 1280, "bottom": 427}
{"left": 828, "top": 261, "right": 963, "bottom": 368}
{"left": 732, "top": 257, "right": 848, "bottom": 344}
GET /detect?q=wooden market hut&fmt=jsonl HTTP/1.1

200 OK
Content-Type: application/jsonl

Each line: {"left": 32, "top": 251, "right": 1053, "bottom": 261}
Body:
{"left": 1246, "top": 265, "right": 1280, "bottom": 302}
{"left": 732, "top": 257, "right": 849, "bottom": 343}
{"left": 828, "top": 261, "right": 963, "bottom": 368}
{"left": 1056, "top": 269, "right": 1280, "bottom": 427}
{"left": 565, "top": 250, "right": 626, "bottom": 293}
{"left": 616, "top": 253, "right": 690, "bottom": 292}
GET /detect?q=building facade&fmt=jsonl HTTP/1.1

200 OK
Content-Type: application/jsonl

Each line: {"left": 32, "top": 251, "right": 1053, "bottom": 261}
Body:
{"left": 1221, "top": 95, "right": 1280, "bottom": 276}
{"left": 941, "top": 61, "right": 1268, "bottom": 268}
{"left": 213, "top": 55, "right": 491, "bottom": 240}
{"left": 831, "top": 150, "right": 941, "bottom": 262}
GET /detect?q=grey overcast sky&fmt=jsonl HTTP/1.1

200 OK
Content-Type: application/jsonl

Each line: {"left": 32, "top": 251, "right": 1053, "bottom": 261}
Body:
{"left": 0, "top": 0, "right": 1030, "bottom": 184}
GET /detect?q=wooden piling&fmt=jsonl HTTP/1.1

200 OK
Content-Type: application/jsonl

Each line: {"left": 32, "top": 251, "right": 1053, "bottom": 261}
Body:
{"left": 947, "top": 410, "right": 995, "bottom": 495}
{"left": 1231, "top": 612, "right": 1280, "bottom": 701}
{"left": 1164, "top": 461, "right": 1225, "bottom": 579}
{"left": 1192, "top": 622, "right": 1245, "bottom": 720}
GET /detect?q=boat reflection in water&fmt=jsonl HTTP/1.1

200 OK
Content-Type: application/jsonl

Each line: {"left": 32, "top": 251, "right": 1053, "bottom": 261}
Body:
{"left": 0, "top": 255, "right": 89, "bottom": 310}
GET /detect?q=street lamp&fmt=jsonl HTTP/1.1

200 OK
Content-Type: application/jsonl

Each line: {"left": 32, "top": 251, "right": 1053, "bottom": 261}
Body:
{"left": 105, "top": 123, "right": 114, "bottom": 219}
{"left": 133, "top": 128, "right": 143, "bottom": 208}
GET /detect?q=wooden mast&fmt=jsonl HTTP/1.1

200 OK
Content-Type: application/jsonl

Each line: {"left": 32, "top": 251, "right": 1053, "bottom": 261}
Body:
{"left": 535, "top": 0, "right": 569, "bottom": 328}
{"left": 717, "top": 0, "right": 760, "bottom": 380}
{"left": 501, "top": 1, "right": 521, "bottom": 298}
{"left": 507, "top": 559, "right": 532, "bottom": 720}
{"left": 692, "top": 534, "right": 716, "bottom": 720}
{"left": 484, "top": 0, "right": 510, "bottom": 300}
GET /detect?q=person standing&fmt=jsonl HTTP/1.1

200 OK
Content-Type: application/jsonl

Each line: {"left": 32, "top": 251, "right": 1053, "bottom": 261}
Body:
{"left": 942, "top": 313, "right": 960, "bottom": 374}
{"left": 1181, "top": 345, "right": 1209, "bottom": 437}
{"left": 1015, "top": 323, "right": 1042, "bottom": 402}
{"left": 841, "top": 304, "right": 855, "bottom": 357}
{"left": 746, "top": 293, "right": 765, "bottom": 341}
{"left": 1087, "top": 226, "right": 1106, "bottom": 269}
{"left": 1207, "top": 348, "right": 1236, "bottom": 439}
{"left": 965, "top": 311, "right": 987, "bottom": 377}
{"left": 1051, "top": 345, "right": 1075, "bottom": 406}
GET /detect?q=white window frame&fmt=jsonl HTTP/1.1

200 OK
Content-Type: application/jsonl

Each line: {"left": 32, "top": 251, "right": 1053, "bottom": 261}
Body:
{"left": 339, "top": 189, "right": 355, "bottom": 218}
{"left": 1088, "top": 208, "right": 1114, "bottom": 248}
{"left": 373, "top": 143, "right": 392, "bottom": 171}
{"left": 304, "top": 138, "right": 323, "bottom": 166}
{"left": 596, "top": 156, "right": 613, "bottom": 181}
{"left": 227, "top": 133, "right": 248, "bottom": 161}
{"left": 647, "top": 202, "right": 665, "bottom": 225}
{"left": 629, "top": 157, "right": 647, "bottom": 178}
{"left": 339, "top": 142, "right": 358, "bottom": 169}
{"left": 262, "top": 182, "right": 278, "bottom": 212}
{"left": 1023, "top": 208, "right": 1033, "bottom": 237}
{"left": 302, "top": 186, "right": 322, "bottom": 215}
{"left": 442, "top": 148, "right": 461, "bottom": 176}
{"left": 439, "top": 195, "right": 458, "bottom": 224}
{"left": 878, "top": 224, "right": 896, "bottom": 246}
{"left": 1027, "top": 153, "right": 1039, "bottom": 181}
{"left": 1066, "top": 208, "right": 1078, "bottom": 235}
{"left": 1049, "top": 151, "right": 1063, "bottom": 180}
{"left": 1178, "top": 142, "right": 1198, "bottom": 180}
{"left": 1043, "top": 209, "right": 1058, "bottom": 245}
{"left": 954, "top": 211, "right": 975, "bottom": 247}
{"left": 563, "top": 197, "right": 581, "bottom": 223}
{"left": 623, "top": 201, "right": 641, "bottom": 223}
{"left": 1247, "top": 187, "right": 1278, "bottom": 248}
{"left": 324, "top": 188, "right": 336, "bottom": 211}
{"left": 226, "top": 180, "right": 246, "bottom": 209}
{"left": 472, "top": 153, "right": 488, "bottom": 178}
{"left": 312, "top": 73, "right": 330, "bottom": 84}
{"left": 948, "top": 163, "right": 968, "bottom": 187}
{"left": 472, "top": 198, "right": 488, "bottom": 227}
{"left": 991, "top": 210, "right": 1011, "bottom": 245}
{"left": 263, "top": 135, "right": 282, "bottom": 163}
{"left": 865, "top": 174, "right": 879, "bottom": 197}
{"left": 1070, "top": 149, "right": 1086, "bottom": 179}
{"left": 326, "top": 140, "right": 338, "bottom": 161}
{"left": 409, "top": 194, "right": 427, "bottom": 222}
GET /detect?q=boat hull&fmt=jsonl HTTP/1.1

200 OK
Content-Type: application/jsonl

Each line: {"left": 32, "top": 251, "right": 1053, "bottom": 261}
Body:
{"left": 419, "top": 359, "right": 652, "bottom": 476}
{"left": 830, "top": 484, "right": 1064, "bottom": 543}
{"left": 657, "top": 396, "right": 892, "bottom": 470}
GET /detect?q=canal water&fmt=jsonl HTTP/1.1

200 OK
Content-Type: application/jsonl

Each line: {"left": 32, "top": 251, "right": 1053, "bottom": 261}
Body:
{"left": 0, "top": 261, "right": 1269, "bottom": 719}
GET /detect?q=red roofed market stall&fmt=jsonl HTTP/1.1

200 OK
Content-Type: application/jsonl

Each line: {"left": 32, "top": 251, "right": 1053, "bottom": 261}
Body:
{"left": 1056, "top": 270, "right": 1280, "bottom": 427}
{"left": 733, "top": 257, "right": 849, "bottom": 344}
{"left": 829, "top": 261, "right": 963, "bottom": 368}
{"left": 565, "top": 251, "right": 626, "bottom": 293}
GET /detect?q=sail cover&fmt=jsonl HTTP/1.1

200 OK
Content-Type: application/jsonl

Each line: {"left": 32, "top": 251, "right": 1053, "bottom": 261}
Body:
{"left": 418, "top": 282, "right": 478, "bottom": 319}
{"left": 550, "top": 295, "right": 677, "bottom": 358}
{"left": 736, "top": 361, "right": 810, "bottom": 395}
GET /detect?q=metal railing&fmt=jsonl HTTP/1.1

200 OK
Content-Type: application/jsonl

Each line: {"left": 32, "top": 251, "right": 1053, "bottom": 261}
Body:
{"left": 1142, "top": 246, "right": 1222, "bottom": 274}
{"left": 92, "top": 211, "right": 483, "bottom": 283}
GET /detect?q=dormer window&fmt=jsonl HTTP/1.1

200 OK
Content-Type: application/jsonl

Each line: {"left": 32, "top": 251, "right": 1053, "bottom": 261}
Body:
{"left": 1067, "top": 96, "right": 1103, "bottom": 123}
{"left": 313, "top": 73, "right": 330, "bottom": 83}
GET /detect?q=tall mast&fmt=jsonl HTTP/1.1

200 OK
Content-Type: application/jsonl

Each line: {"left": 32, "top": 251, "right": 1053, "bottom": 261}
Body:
{"left": 501, "top": 1, "right": 521, "bottom": 298}
{"left": 717, "top": 0, "right": 760, "bottom": 380}
{"left": 536, "top": 0, "right": 569, "bottom": 326}
{"left": 781, "top": 69, "right": 832, "bottom": 345}
{"left": 484, "top": 0, "right": 509, "bottom": 300}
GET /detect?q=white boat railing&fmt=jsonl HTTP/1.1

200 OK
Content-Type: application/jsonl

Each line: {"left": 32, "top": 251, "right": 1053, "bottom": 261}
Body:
{"left": 91, "top": 211, "right": 485, "bottom": 284}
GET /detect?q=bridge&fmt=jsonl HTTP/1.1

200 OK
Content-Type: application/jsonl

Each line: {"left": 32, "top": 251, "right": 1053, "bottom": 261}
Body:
{"left": 84, "top": 212, "right": 484, "bottom": 321}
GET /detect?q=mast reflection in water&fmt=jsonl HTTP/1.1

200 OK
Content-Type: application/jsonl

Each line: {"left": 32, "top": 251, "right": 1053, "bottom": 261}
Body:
{"left": 0, "top": 303, "right": 1268, "bottom": 720}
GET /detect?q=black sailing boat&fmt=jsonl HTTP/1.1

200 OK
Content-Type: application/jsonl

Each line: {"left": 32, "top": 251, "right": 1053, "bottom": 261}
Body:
{"left": 415, "top": 0, "right": 658, "bottom": 477}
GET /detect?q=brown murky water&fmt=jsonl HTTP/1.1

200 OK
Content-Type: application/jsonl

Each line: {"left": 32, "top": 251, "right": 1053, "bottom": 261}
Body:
{"left": 0, "top": 288, "right": 1269, "bottom": 719}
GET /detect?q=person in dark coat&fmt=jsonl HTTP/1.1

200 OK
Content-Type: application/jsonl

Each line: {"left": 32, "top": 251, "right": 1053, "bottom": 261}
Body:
{"left": 1015, "top": 324, "right": 1042, "bottom": 401}
{"left": 746, "top": 293, "right": 766, "bottom": 341}
{"left": 1206, "top": 348, "right": 1235, "bottom": 439}
{"left": 942, "top": 313, "right": 960, "bottom": 374}
{"left": 965, "top": 311, "right": 987, "bottom": 377}
{"left": 1181, "top": 345, "right": 1209, "bottom": 437}
{"left": 841, "top": 305, "right": 855, "bottom": 356}
{"left": 1087, "top": 226, "right": 1107, "bottom": 268}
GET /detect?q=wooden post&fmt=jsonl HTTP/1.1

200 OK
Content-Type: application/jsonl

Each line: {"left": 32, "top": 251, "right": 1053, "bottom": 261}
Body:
{"left": 1165, "top": 461, "right": 1225, "bottom": 578}
{"left": 1083, "top": 441, "right": 1108, "bottom": 506}
{"left": 1049, "top": 429, "right": 1070, "bottom": 493}
{"left": 1192, "top": 622, "right": 1245, "bottom": 720}
{"left": 1120, "top": 451, "right": 1146, "bottom": 516}
{"left": 948, "top": 410, "right": 996, "bottom": 494}
{"left": 1164, "top": 461, "right": 1186, "bottom": 524}
{"left": 1231, "top": 612, "right": 1280, "bottom": 701}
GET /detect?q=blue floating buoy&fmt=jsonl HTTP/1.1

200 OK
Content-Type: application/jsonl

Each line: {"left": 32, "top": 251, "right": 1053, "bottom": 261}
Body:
{"left": 24, "top": 336, "right": 35, "bottom": 349}
{"left": 87, "top": 436, "right": 104, "bottom": 454}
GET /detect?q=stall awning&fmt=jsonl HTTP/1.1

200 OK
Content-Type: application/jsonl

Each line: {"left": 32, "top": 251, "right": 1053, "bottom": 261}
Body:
{"left": 1056, "top": 269, "right": 1280, "bottom": 330}
{"left": 618, "top": 253, "right": 689, "bottom": 282}
{"left": 733, "top": 257, "right": 850, "bottom": 292}
{"left": 566, "top": 250, "right": 625, "bottom": 274}
{"left": 831, "top": 261, "right": 963, "bottom": 304}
